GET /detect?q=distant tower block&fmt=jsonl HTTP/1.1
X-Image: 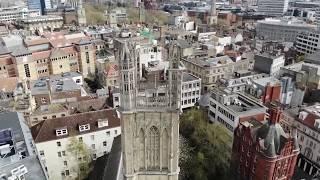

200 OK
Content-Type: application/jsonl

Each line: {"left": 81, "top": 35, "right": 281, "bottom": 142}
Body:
{"left": 207, "top": 0, "right": 218, "bottom": 25}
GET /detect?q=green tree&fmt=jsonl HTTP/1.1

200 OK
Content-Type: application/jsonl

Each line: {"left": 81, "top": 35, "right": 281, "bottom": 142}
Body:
{"left": 179, "top": 108, "right": 233, "bottom": 180}
{"left": 84, "top": 5, "right": 106, "bottom": 25}
{"left": 67, "top": 137, "right": 92, "bottom": 180}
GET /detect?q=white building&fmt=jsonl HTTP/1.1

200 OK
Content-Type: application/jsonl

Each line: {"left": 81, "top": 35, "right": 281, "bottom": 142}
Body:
{"left": 253, "top": 53, "right": 285, "bottom": 77}
{"left": 295, "top": 30, "right": 320, "bottom": 55}
{"left": 181, "top": 72, "right": 201, "bottom": 110}
{"left": 256, "top": 18, "right": 317, "bottom": 42}
{"left": 31, "top": 109, "right": 121, "bottom": 180}
{"left": 281, "top": 105, "right": 320, "bottom": 177}
{"left": 0, "top": 6, "right": 40, "bottom": 23}
{"left": 258, "top": 0, "right": 289, "bottom": 16}
{"left": 208, "top": 88, "right": 267, "bottom": 133}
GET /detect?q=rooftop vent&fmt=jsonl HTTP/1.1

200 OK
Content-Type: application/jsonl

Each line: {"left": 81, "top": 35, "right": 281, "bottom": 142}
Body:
{"left": 57, "top": 81, "right": 64, "bottom": 86}
{"left": 34, "top": 81, "right": 46, "bottom": 87}
{"left": 56, "top": 86, "right": 63, "bottom": 92}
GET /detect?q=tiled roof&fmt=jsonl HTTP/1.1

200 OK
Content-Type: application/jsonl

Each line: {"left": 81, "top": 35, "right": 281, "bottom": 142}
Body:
{"left": 299, "top": 113, "right": 319, "bottom": 132}
{"left": 31, "top": 109, "right": 120, "bottom": 143}
{"left": 105, "top": 63, "right": 119, "bottom": 77}
{"left": 61, "top": 46, "right": 77, "bottom": 54}
{"left": 32, "top": 50, "right": 51, "bottom": 60}
{"left": 0, "top": 77, "right": 18, "bottom": 92}
{"left": 25, "top": 38, "right": 50, "bottom": 47}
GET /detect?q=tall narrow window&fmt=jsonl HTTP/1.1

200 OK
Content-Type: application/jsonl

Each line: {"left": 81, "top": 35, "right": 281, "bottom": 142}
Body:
{"left": 162, "top": 129, "right": 169, "bottom": 169}
{"left": 139, "top": 129, "right": 145, "bottom": 170}
{"left": 147, "top": 126, "right": 160, "bottom": 170}
{"left": 86, "top": 52, "right": 90, "bottom": 63}
{"left": 24, "top": 64, "right": 30, "bottom": 77}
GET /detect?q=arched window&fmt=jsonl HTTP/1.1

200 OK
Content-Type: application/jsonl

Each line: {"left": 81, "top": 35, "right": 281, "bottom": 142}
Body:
{"left": 139, "top": 129, "right": 145, "bottom": 170}
{"left": 147, "top": 126, "right": 160, "bottom": 170}
{"left": 162, "top": 129, "right": 169, "bottom": 170}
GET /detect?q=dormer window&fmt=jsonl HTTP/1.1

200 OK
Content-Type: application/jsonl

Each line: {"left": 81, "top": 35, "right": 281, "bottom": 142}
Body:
{"left": 79, "top": 124, "right": 90, "bottom": 132}
{"left": 98, "top": 119, "right": 108, "bottom": 128}
{"left": 56, "top": 128, "right": 68, "bottom": 136}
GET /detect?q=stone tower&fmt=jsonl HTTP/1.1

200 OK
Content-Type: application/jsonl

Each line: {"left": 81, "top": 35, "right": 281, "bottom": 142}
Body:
{"left": 139, "top": 0, "right": 146, "bottom": 24}
{"left": 118, "top": 40, "right": 182, "bottom": 180}
{"left": 207, "top": 0, "right": 218, "bottom": 25}
{"left": 76, "top": 0, "right": 86, "bottom": 25}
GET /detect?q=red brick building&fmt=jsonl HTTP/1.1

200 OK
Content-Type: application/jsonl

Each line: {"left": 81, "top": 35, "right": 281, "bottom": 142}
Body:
{"left": 231, "top": 108, "right": 299, "bottom": 180}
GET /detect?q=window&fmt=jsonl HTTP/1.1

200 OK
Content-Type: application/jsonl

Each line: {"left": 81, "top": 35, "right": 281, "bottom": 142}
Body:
{"left": 91, "top": 144, "right": 95, "bottom": 149}
{"left": 104, "top": 151, "right": 107, "bottom": 155}
{"left": 103, "top": 141, "right": 107, "bottom": 146}
{"left": 56, "top": 128, "right": 68, "bottom": 136}
{"left": 106, "top": 131, "right": 110, "bottom": 137}
{"left": 61, "top": 172, "right": 65, "bottom": 177}
{"left": 76, "top": 79, "right": 81, "bottom": 83}
{"left": 79, "top": 124, "right": 90, "bottom": 132}
{"left": 24, "top": 64, "right": 30, "bottom": 77}
{"left": 52, "top": 115, "right": 56, "bottom": 118}
{"left": 39, "top": 150, "right": 45, "bottom": 156}
{"left": 147, "top": 126, "right": 160, "bottom": 170}
{"left": 61, "top": 114, "right": 65, "bottom": 117}
{"left": 43, "top": 116, "right": 47, "bottom": 120}
{"left": 65, "top": 170, "right": 70, "bottom": 176}
{"left": 86, "top": 52, "right": 90, "bottom": 63}
{"left": 57, "top": 142, "right": 61, "bottom": 147}
{"left": 64, "top": 161, "right": 67, "bottom": 166}
{"left": 91, "top": 135, "right": 95, "bottom": 140}
{"left": 114, "top": 130, "right": 118, "bottom": 135}
{"left": 41, "top": 97, "right": 47, "bottom": 104}
{"left": 85, "top": 46, "right": 88, "bottom": 50}
{"left": 58, "top": 152, "right": 61, "bottom": 157}
{"left": 62, "top": 151, "right": 66, "bottom": 156}
{"left": 59, "top": 65, "right": 62, "bottom": 68}
{"left": 93, "top": 154, "right": 97, "bottom": 159}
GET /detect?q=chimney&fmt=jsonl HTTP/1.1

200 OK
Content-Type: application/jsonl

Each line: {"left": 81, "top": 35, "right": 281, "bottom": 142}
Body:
{"left": 268, "top": 107, "right": 282, "bottom": 124}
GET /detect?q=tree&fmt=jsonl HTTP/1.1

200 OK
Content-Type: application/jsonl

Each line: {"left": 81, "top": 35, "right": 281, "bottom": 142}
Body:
{"left": 67, "top": 137, "right": 92, "bottom": 180}
{"left": 179, "top": 108, "right": 233, "bottom": 180}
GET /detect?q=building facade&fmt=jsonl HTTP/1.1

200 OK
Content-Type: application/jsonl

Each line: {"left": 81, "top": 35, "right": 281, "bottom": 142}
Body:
{"left": 181, "top": 72, "right": 201, "bottom": 110}
{"left": 119, "top": 41, "right": 180, "bottom": 180}
{"left": 182, "top": 55, "right": 251, "bottom": 92}
{"left": 208, "top": 88, "right": 267, "bottom": 133}
{"left": 257, "top": 0, "right": 289, "bottom": 16}
{"left": 232, "top": 108, "right": 300, "bottom": 180}
{"left": 281, "top": 105, "right": 320, "bottom": 177}
{"left": 256, "top": 18, "right": 317, "bottom": 42}
{"left": 0, "top": 6, "right": 40, "bottom": 23}
{"left": 17, "top": 15, "right": 63, "bottom": 34}
{"left": 31, "top": 109, "right": 121, "bottom": 180}
{"left": 253, "top": 53, "right": 285, "bottom": 77}
{"left": 295, "top": 30, "right": 320, "bottom": 55}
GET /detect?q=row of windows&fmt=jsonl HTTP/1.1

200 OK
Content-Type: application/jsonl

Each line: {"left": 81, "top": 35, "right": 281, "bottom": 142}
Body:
{"left": 217, "top": 116, "right": 233, "bottom": 131}
{"left": 182, "top": 98, "right": 198, "bottom": 105}
{"left": 182, "top": 90, "right": 200, "bottom": 97}
{"left": 38, "top": 69, "right": 48, "bottom": 74}
{"left": 182, "top": 82, "right": 200, "bottom": 90}
{"left": 218, "top": 107, "right": 235, "bottom": 121}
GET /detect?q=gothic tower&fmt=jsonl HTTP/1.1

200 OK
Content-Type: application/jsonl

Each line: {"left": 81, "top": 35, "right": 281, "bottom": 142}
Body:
{"left": 118, "top": 40, "right": 181, "bottom": 180}
{"left": 139, "top": 0, "right": 146, "bottom": 24}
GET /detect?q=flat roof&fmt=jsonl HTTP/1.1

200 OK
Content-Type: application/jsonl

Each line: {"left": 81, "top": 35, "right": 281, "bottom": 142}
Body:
{"left": 182, "top": 72, "right": 200, "bottom": 82}
{"left": 0, "top": 156, "right": 46, "bottom": 180}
